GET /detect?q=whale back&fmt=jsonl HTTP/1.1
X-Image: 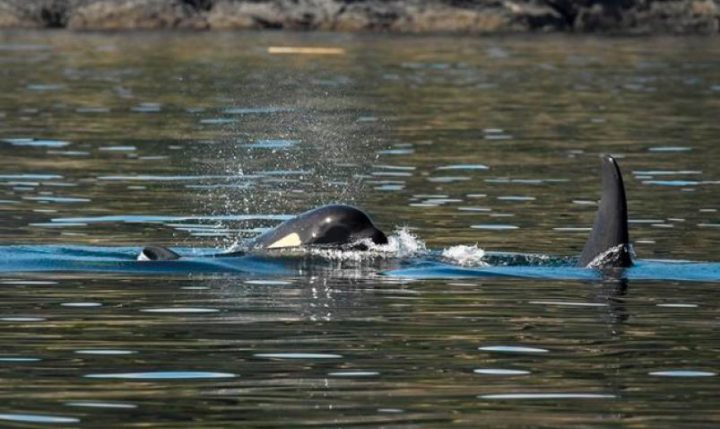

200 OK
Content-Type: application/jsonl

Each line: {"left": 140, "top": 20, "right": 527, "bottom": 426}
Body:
{"left": 577, "top": 155, "right": 632, "bottom": 268}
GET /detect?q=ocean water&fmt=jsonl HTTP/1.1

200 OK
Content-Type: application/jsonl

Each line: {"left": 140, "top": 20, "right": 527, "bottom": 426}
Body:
{"left": 0, "top": 31, "right": 719, "bottom": 427}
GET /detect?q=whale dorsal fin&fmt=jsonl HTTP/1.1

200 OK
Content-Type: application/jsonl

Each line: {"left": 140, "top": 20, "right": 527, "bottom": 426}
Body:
{"left": 138, "top": 246, "right": 181, "bottom": 261}
{"left": 578, "top": 155, "right": 633, "bottom": 268}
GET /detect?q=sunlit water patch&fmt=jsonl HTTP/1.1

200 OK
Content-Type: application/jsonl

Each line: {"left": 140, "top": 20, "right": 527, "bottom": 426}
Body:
{"left": 473, "top": 369, "right": 531, "bottom": 375}
{"left": 85, "top": 371, "right": 237, "bottom": 380}
{"left": 200, "top": 117, "right": 237, "bottom": 125}
{"left": 649, "top": 370, "right": 716, "bottom": 377}
{"left": 0, "top": 413, "right": 80, "bottom": 424}
{"left": 131, "top": 102, "right": 162, "bottom": 113}
{"left": 479, "top": 345, "right": 549, "bottom": 354}
{"left": 479, "top": 393, "right": 616, "bottom": 400}
{"left": 244, "top": 139, "right": 299, "bottom": 149}
{"left": 471, "top": 224, "right": 519, "bottom": 230}
{"left": 75, "top": 350, "right": 137, "bottom": 355}
{"left": 141, "top": 307, "right": 220, "bottom": 313}
{"left": 0, "top": 357, "right": 41, "bottom": 362}
{"left": 254, "top": 353, "right": 342, "bottom": 359}
{"left": 0, "top": 317, "right": 45, "bottom": 322}
{"left": 222, "top": 107, "right": 292, "bottom": 115}
{"left": 327, "top": 370, "right": 380, "bottom": 377}
{"left": 2, "top": 138, "right": 70, "bottom": 148}
{"left": 648, "top": 146, "right": 692, "bottom": 152}
{"left": 436, "top": 164, "right": 489, "bottom": 171}
{"left": 65, "top": 402, "right": 137, "bottom": 409}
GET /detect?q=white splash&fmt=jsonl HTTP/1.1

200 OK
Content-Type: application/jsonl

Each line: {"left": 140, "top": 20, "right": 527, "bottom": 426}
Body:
{"left": 585, "top": 244, "right": 630, "bottom": 268}
{"left": 224, "top": 227, "right": 427, "bottom": 261}
{"left": 308, "top": 227, "right": 427, "bottom": 261}
{"left": 441, "top": 244, "right": 488, "bottom": 267}
{"left": 371, "top": 227, "right": 427, "bottom": 257}
{"left": 306, "top": 246, "right": 374, "bottom": 261}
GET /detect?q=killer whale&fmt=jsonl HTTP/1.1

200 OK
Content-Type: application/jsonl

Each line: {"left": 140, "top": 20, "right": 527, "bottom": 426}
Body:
{"left": 139, "top": 155, "right": 632, "bottom": 268}
{"left": 139, "top": 204, "right": 387, "bottom": 262}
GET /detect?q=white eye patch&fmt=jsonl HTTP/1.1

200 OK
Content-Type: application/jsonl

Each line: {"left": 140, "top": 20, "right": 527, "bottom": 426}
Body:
{"left": 267, "top": 233, "right": 302, "bottom": 249}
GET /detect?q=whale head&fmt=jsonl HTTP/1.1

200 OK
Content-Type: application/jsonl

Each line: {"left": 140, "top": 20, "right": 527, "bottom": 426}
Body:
{"left": 250, "top": 204, "right": 388, "bottom": 250}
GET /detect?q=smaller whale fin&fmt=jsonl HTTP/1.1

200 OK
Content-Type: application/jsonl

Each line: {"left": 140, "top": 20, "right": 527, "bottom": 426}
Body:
{"left": 138, "top": 246, "right": 181, "bottom": 261}
{"left": 578, "top": 155, "right": 633, "bottom": 268}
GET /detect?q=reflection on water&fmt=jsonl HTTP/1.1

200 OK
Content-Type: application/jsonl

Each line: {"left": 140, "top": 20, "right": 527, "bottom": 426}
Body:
{"left": 1, "top": 31, "right": 720, "bottom": 427}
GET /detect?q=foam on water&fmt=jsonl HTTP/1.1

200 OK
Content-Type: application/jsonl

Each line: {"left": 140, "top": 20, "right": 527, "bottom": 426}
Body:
{"left": 585, "top": 244, "right": 630, "bottom": 268}
{"left": 381, "top": 228, "right": 428, "bottom": 256}
{"left": 262, "top": 227, "right": 429, "bottom": 262}
{"left": 441, "top": 245, "right": 488, "bottom": 266}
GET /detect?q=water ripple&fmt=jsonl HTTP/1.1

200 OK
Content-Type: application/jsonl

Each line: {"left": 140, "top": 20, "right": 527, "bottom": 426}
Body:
{"left": 75, "top": 350, "right": 136, "bottom": 355}
{"left": 254, "top": 353, "right": 343, "bottom": 359}
{"left": 0, "top": 413, "right": 79, "bottom": 424}
{"left": 479, "top": 393, "right": 615, "bottom": 400}
{"left": 2, "top": 138, "right": 70, "bottom": 148}
{"left": 141, "top": 307, "right": 219, "bottom": 313}
{"left": 0, "top": 357, "right": 41, "bottom": 362}
{"left": 473, "top": 369, "right": 530, "bottom": 375}
{"left": 479, "top": 346, "right": 549, "bottom": 354}
{"left": 328, "top": 371, "right": 380, "bottom": 377}
{"left": 65, "top": 401, "right": 137, "bottom": 409}
{"left": 649, "top": 370, "right": 716, "bottom": 377}
{"left": 471, "top": 224, "right": 519, "bottom": 230}
{"left": 85, "top": 371, "right": 237, "bottom": 380}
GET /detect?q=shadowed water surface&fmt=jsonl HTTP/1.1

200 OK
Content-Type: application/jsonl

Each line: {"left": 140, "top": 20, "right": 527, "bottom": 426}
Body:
{"left": 1, "top": 31, "right": 719, "bottom": 427}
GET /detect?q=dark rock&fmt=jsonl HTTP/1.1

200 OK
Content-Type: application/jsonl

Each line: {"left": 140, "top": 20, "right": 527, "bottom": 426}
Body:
{"left": 0, "top": 0, "right": 207, "bottom": 29}
{"left": 547, "top": 0, "right": 719, "bottom": 33}
{"left": 0, "top": 0, "right": 717, "bottom": 33}
{"left": 67, "top": 0, "right": 207, "bottom": 30}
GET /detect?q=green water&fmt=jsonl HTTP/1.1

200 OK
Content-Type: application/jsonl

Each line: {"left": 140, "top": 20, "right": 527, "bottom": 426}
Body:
{"left": 0, "top": 31, "right": 719, "bottom": 427}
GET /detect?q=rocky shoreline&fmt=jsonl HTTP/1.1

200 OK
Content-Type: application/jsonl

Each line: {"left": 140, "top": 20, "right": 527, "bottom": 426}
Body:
{"left": 0, "top": 0, "right": 718, "bottom": 34}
